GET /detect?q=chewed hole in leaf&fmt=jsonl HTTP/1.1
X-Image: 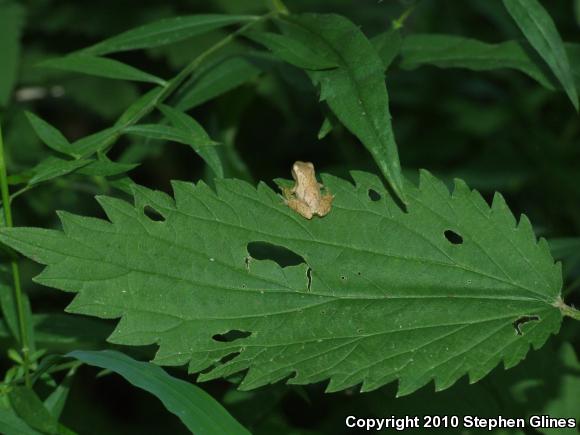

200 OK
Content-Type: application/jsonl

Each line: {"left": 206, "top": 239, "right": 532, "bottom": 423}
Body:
{"left": 444, "top": 229, "right": 463, "bottom": 245}
{"left": 143, "top": 205, "right": 165, "bottom": 222}
{"left": 368, "top": 189, "right": 381, "bottom": 201}
{"left": 212, "top": 330, "right": 251, "bottom": 343}
{"left": 513, "top": 315, "right": 540, "bottom": 335}
{"left": 247, "top": 242, "right": 305, "bottom": 267}
{"left": 306, "top": 267, "right": 312, "bottom": 291}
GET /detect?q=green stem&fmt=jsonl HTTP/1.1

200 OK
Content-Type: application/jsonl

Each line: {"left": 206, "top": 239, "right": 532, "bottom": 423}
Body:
{"left": 0, "top": 122, "right": 31, "bottom": 387}
{"left": 561, "top": 303, "right": 580, "bottom": 321}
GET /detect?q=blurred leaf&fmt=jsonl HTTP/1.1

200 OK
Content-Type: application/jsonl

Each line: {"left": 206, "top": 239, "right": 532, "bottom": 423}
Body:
{"left": 8, "top": 387, "right": 60, "bottom": 434}
{"left": 400, "top": 34, "right": 556, "bottom": 90}
{"left": 503, "top": 0, "right": 579, "bottom": 110}
{"left": 0, "top": 396, "right": 41, "bottom": 435}
{"left": 25, "top": 112, "right": 73, "bottom": 156}
{"left": 44, "top": 371, "right": 75, "bottom": 421}
{"left": 0, "top": 2, "right": 24, "bottom": 106}
{"left": 0, "top": 284, "right": 34, "bottom": 350}
{"left": 0, "top": 314, "right": 112, "bottom": 351}
{"left": 77, "top": 156, "right": 139, "bottom": 177}
{"left": 29, "top": 157, "right": 92, "bottom": 185}
{"left": 83, "top": 15, "right": 258, "bottom": 55}
{"left": 67, "top": 350, "right": 250, "bottom": 435}
{"left": 65, "top": 78, "right": 140, "bottom": 121}
{"left": 175, "top": 56, "right": 261, "bottom": 110}
{"left": 40, "top": 55, "right": 167, "bottom": 86}
{"left": 371, "top": 28, "right": 403, "bottom": 70}
{"left": 159, "top": 104, "right": 224, "bottom": 178}
{"left": 317, "top": 117, "right": 333, "bottom": 140}
{"left": 245, "top": 31, "right": 339, "bottom": 70}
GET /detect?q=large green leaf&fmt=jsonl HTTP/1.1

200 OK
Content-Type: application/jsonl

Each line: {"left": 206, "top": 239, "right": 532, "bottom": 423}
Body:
{"left": 66, "top": 350, "right": 249, "bottom": 435}
{"left": 83, "top": 15, "right": 257, "bottom": 55}
{"left": 0, "top": 171, "right": 566, "bottom": 395}
{"left": 503, "top": 0, "right": 579, "bottom": 110}
{"left": 400, "top": 34, "right": 556, "bottom": 90}
{"left": 276, "top": 14, "right": 406, "bottom": 204}
{"left": 0, "top": 2, "right": 24, "bottom": 107}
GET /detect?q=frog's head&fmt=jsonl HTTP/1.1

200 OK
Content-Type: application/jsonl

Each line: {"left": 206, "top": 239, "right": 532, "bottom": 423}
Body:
{"left": 291, "top": 161, "right": 316, "bottom": 183}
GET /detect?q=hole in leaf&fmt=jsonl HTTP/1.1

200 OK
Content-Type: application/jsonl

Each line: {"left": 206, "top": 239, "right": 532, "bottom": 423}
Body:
{"left": 144, "top": 205, "right": 165, "bottom": 222}
{"left": 513, "top": 315, "right": 540, "bottom": 335}
{"left": 247, "top": 242, "right": 305, "bottom": 267}
{"left": 368, "top": 189, "right": 381, "bottom": 201}
{"left": 212, "top": 330, "right": 251, "bottom": 343}
{"left": 306, "top": 267, "right": 312, "bottom": 291}
{"left": 218, "top": 351, "right": 241, "bottom": 365}
{"left": 444, "top": 230, "right": 463, "bottom": 245}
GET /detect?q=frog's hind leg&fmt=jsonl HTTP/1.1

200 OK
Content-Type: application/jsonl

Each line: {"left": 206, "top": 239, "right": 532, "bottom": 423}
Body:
{"left": 286, "top": 198, "right": 314, "bottom": 219}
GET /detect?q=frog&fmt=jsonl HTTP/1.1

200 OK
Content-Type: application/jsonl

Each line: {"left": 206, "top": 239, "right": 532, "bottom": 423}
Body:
{"left": 282, "top": 161, "right": 334, "bottom": 219}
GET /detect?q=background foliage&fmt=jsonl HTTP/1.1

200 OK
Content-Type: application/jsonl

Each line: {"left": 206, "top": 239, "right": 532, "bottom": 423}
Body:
{"left": 0, "top": 0, "right": 579, "bottom": 433}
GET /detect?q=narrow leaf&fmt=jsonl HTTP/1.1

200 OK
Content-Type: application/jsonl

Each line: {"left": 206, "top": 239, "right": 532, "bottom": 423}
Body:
{"left": 40, "top": 55, "right": 167, "bottom": 86}
{"left": 280, "top": 14, "right": 407, "bottom": 203}
{"left": 71, "top": 126, "right": 122, "bottom": 158}
{"left": 158, "top": 105, "right": 224, "bottom": 178}
{"left": 503, "top": 0, "right": 579, "bottom": 110}
{"left": 77, "top": 156, "right": 139, "bottom": 177}
{"left": 175, "top": 56, "right": 261, "bottom": 111}
{"left": 29, "top": 157, "right": 92, "bottom": 185}
{"left": 245, "top": 31, "right": 339, "bottom": 70}
{"left": 124, "top": 124, "right": 195, "bottom": 144}
{"left": 25, "top": 112, "right": 73, "bottom": 156}
{"left": 44, "top": 371, "right": 75, "bottom": 421}
{"left": 0, "top": 2, "right": 24, "bottom": 106}
{"left": 400, "top": 34, "right": 556, "bottom": 90}
{"left": 0, "top": 171, "right": 564, "bottom": 395}
{"left": 67, "top": 350, "right": 250, "bottom": 435}
{"left": 83, "top": 15, "right": 257, "bottom": 55}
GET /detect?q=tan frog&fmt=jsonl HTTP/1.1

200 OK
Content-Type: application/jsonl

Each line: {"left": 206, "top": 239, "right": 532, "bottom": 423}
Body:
{"left": 282, "top": 161, "right": 334, "bottom": 219}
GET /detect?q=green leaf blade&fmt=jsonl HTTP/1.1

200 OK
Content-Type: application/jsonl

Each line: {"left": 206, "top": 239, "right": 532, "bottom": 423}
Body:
{"left": 83, "top": 15, "right": 258, "bottom": 56}
{"left": 158, "top": 105, "right": 224, "bottom": 178}
{"left": 281, "top": 14, "right": 406, "bottom": 204}
{"left": 40, "top": 55, "right": 167, "bottom": 86}
{"left": 25, "top": 112, "right": 73, "bottom": 156}
{"left": 66, "top": 350, "right": 249, "bottom": 435}
{"left": 246, "top": 31, "right": 339, "bottom": 70}
{"left": 400, "top": 34, "right": 556, "bottom": 90}
{"left": 503, "top": 0, "right": 579, "bottom": 110}
{"left": 0, "top": 171, "right": 564, "bottom": 396}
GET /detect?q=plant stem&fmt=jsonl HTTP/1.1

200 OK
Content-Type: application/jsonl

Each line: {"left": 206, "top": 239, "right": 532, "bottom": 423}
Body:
{"left": 561, "top": 303, "right": 580, "bottom": 321}
{"left": 0, "top": 122, "right": 31, "bottom": 387}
